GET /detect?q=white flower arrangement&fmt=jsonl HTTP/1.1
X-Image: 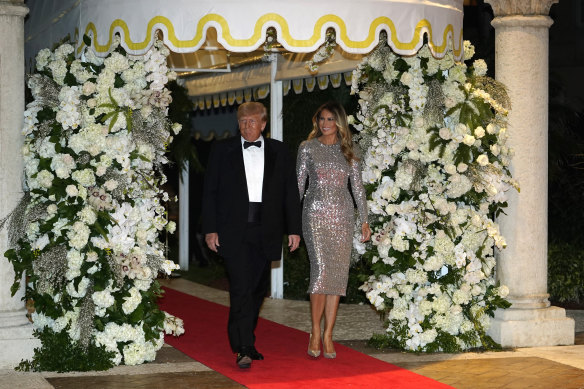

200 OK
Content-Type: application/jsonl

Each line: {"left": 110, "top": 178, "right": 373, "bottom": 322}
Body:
{"left": 352, "top": 39, "right": 517, "bottom": 352}
{"left": 5, "top": 36, "right": 184, "bottom": 371}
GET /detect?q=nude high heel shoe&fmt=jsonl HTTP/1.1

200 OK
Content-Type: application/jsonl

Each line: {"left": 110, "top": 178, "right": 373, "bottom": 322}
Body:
{"left": 307, "top": 334, "right": 321, "bottom": 357}
{"left": 323, "top": 350, "right": 336, "bottom": 359}
{"left": 323, "top": 338, "right": 336, "bottom": 359}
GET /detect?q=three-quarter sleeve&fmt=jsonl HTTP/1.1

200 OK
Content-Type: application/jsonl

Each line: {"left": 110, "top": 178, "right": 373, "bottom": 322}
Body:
{"left": 296, "top": 141, "right": 309, "bottom": 200}
{"left": 349, "top": 147, "right": 368, "bottom": 225}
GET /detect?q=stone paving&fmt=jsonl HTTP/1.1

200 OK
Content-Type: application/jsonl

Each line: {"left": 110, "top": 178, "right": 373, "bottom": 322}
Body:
{"left": 1, "top": 278, "right": 583, "bottom": 388}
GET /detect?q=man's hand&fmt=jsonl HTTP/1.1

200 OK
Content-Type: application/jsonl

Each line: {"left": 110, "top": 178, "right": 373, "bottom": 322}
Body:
{"left": 205, "top": 232, "right": 220, "bottom": 252}
{"left": 288, "top": 234, "right": 300, "bottom": 252}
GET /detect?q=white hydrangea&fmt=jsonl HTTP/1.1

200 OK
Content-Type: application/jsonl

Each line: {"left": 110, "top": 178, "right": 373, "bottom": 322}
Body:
{"left": 122, "top": 287, "right": 142, "bottom": 314}
{"left": 35, "top": 48, "right": 52, "bottom": 70}
{"left": 72, "top": 168, "right": 96, "bottom": 187}
{"left": 67, "top": 222, "right": 90, "bottom": 250}
{"left": 56, "top": 86, "right": 81, "bottom": 130}
{"left": 78, "top": 206, "right": 97, "bottom": 225}
{"left": 65, "top": 249, "right": 83, "bottom": 279}
{"left": 92, "top": 290, "right": 115, "bottom": 309}
{"left": 36, "top": 170, "right": 55, "bottom": 188}
{"left": 66, "top": 277, "right": 91, "bottom": 298}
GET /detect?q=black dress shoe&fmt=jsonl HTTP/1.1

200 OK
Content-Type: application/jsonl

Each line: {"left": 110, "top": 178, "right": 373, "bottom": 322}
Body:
{"left": 249, "top": 347, "right": 264, "bottom": 360}
{"left": 236, "top": 353, "right": 252, "bottom": 369}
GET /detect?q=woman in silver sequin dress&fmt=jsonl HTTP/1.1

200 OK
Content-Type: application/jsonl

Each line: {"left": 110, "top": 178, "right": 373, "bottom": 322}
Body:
{"left": 296, "top": 101, "right": 371, "bottom": 359}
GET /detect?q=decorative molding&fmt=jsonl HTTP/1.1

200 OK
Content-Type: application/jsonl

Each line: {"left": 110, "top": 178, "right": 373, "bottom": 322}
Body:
{"left": 485, "top": 0, "right": 559, "bottom": 17}
{"left": 0, "top": 1, "right": 29, "bottom": 17}
{"left": 491, "top": 15, "right": 554, "bottom": 29}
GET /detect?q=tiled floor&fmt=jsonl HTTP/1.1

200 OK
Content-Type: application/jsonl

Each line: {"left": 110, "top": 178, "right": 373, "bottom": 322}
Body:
{"left": 46, "top": 371, "right": 244, "bottom": 389}
{"left": 395, "top": 357, "right": 584, "bottom": 389}
{"left": 2, "top": 278, "right": 584, "bottom": 389}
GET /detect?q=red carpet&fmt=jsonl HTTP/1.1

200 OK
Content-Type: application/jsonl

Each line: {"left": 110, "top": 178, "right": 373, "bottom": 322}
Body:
{"left": 159, "top": 287, "right": 452, "bottom": 388}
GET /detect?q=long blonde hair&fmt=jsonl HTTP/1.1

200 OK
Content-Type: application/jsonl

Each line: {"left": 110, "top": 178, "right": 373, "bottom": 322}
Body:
{"left": 307, "top": 101, "right": 357, "bottom": 163}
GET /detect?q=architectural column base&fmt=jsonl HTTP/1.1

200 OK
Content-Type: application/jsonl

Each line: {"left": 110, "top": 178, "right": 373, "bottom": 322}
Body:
{"left": 0, "top": 309, "right": 39, "bottom": 369}
{"left": 488, "top": 306, "right": 575, "bottom": 348}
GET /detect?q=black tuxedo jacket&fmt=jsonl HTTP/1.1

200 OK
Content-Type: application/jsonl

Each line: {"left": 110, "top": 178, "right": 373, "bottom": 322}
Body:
{"left": 201, "top": 136, "right": 302, "bottom": 260}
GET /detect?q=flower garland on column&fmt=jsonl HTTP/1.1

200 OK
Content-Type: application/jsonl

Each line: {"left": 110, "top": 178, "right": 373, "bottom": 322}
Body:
{"left": 351, "top": 38, "right": 518, "bottom": 352}
{"left": 4, "top": 36, "right": 184, "bottom": 371}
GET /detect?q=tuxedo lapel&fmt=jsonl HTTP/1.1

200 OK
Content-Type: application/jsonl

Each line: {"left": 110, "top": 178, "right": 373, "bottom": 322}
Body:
{"left": 262, "top": 139, "right": 276, "bottom": 199}
{"left": 228, "top": 138, "right": 249, "bottom": 200}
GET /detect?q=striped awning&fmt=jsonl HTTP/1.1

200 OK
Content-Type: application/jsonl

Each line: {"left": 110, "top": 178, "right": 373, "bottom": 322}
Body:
{"left": 188, "top": 72, "right": 352, "bottom": 111}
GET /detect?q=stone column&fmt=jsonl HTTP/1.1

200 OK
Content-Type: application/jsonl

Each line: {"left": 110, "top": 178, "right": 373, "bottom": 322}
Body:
{"left": 485, "top": 0, "right": 574, "bottom": 347}
{"left": 0, "top": 0, "right": 38, "bottom": 368}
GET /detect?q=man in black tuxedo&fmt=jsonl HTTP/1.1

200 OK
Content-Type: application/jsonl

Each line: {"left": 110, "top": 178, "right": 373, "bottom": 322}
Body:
{"left": 202, "top": 102, "right": 301, "bottom": 369}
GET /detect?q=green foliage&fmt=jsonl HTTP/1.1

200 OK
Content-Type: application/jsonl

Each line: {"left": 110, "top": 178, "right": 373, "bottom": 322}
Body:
{"left": 178, "top": 257, "right": 228, "bottom": 287}
{"left": 547, "top": 73, "right": 584, "bottom": 306}
{"left": 427, "top": 331, "right": 460, "bottom": 353}
{"left": 484, "top": 283, "right": 512, "bottom": 314}
{"left": 548, "top": 242, "right": 584, "bottom": 304}
{"left": 167, "top": 81, "right": 202, "bottom": 175}
{"left": 453, "top": 144, "right": 473, "bottom": 165}
{"left": 16, "top": 328, "right": 116, "bottom": 372}
{"left": 368, "top": 332, "right": 402, "bottom": 350}
{"left": 283, "top": 240, "right": 310, "bottom": 300}
{"left": 427, "top": 126, "right": 448, "bottom": 158}
{"left": 449, "top": 89, "right": 494, "bottom": 131}
{"left": 345, "top": 259, "right": 371, "bottom": 304}
{"left": 548, "top": 75, "right": 584, "bottom": 245}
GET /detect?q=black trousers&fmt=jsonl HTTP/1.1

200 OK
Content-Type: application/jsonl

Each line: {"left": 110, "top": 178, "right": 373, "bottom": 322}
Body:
{"left": 224, "top": 222, "right": 271, "bottom": 353}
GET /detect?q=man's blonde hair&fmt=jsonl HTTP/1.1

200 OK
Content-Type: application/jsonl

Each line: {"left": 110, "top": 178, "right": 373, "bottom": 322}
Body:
{"left": 237, "top": 102, "right": 268, "bottom": 122}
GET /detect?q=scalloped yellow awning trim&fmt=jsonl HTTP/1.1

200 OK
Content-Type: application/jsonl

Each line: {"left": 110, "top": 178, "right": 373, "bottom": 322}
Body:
{"left": 80, "top": 13, "right": 462, "bottom": 57}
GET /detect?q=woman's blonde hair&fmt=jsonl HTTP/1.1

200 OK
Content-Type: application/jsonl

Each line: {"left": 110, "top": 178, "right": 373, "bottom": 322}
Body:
{"left": 307, "top": 101, "right": 357, "bottom": 163}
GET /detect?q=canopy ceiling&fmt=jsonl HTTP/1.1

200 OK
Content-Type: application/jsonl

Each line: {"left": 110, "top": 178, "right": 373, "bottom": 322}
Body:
{"left": 25, "top": 0, "right": 464, "bottom": 70}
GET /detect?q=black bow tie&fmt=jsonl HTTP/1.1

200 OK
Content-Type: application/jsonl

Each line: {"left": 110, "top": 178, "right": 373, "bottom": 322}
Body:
{"left": 244, "top": 140, "right": 262, "bottom": 149}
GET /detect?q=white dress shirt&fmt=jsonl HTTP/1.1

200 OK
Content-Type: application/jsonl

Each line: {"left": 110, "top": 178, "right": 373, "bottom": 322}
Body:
{"left": 241, "top": 135, "right": 264, "bottom": 202}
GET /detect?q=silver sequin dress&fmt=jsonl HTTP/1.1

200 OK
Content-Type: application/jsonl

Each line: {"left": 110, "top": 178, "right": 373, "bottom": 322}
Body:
{"left": 296, "top": 138, "right": 368, "bottom": 296}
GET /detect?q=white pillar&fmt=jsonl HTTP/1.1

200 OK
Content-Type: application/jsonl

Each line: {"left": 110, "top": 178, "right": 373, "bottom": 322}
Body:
{"left": 269, "top": 55, "right": 284, "bottom": 299}
{"left": 485, "top": 0, "right": 574, "bottom": 347}
{"left": 0, "top": 0, "right": 39, "bottom": 368}
{"left": 178, "top": 162, "right": 189, "bottom": 271}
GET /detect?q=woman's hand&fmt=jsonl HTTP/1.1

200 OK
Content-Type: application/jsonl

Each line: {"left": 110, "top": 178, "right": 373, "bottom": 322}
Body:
{"left": 361, "top": 222, "right": 371, "bottom": 243}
